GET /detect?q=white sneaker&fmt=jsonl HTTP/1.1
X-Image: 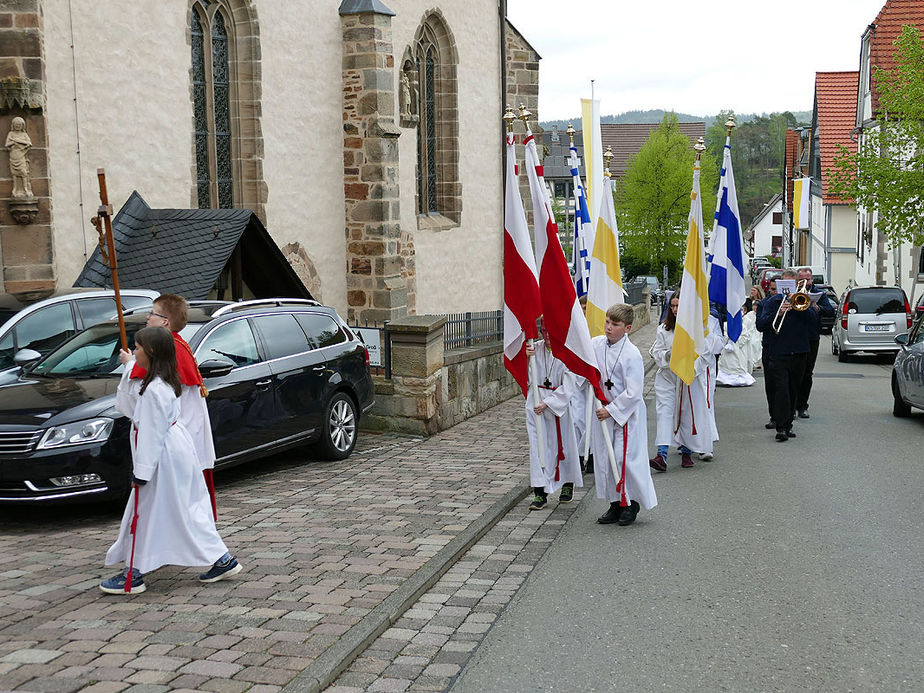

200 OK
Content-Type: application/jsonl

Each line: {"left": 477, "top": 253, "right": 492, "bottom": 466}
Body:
{"left": 698, "top": 452, "right": 714, "bottom": 461}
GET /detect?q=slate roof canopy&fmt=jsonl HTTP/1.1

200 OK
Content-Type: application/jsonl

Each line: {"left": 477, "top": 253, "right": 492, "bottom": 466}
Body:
{"left": 74, "top": 192, "right": 312, "bottom": 302}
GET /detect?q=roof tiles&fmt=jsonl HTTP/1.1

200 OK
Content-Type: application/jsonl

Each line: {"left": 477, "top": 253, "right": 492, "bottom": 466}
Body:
{"left": 814, "top": 71, "right": 859, "bottom": 204}
{"left": 869, "top": 0, "right": 924, "bottom": 114}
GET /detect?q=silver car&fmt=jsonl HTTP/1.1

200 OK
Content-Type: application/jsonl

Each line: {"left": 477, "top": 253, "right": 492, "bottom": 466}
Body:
{"left": 831, "top": 286, "right": 912, "bottom": 362}
{"left": 0, "top": 288, "right": 159, "bottom": 376}
{"left": 892, "top": 311, "right": 924, "bottom": 416}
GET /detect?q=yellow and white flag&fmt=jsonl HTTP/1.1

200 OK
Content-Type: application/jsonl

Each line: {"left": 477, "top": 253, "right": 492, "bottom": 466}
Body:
{"left": 793, "top": 177, "right": 810, "bottom": 229}
{"left": 581, "top": 98, "right": 603, "bottom": 227}
{"left": 670, "top": 159, "right": 710, "bottom": 385}
{"left": 586, "top": 177, "right": 625, "bottom": 337}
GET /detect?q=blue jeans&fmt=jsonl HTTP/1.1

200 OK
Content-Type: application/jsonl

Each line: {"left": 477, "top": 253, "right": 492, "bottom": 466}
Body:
{"left": 658, "top": 444, "right": 691, "bottom": 458}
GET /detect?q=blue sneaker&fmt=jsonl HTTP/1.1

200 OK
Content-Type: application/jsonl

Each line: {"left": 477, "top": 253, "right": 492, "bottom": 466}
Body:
{"left": 199, "top": 552, "right": 242, "bottom": 583}
{"left": 99, "top": 568, "right": 145, "bottom": 594}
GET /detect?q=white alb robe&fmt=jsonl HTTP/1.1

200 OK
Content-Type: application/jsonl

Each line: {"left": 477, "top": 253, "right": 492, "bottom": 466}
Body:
{"left": 589, "top": 335, "right": 657, "bottom": 509}
{"left": 106, "top": 376, "right": 228, "bottom": 573}
{"left": 717, "top": 310, "right": 757, "bottom": 386}
{"left": 526, "top": 341, "right": 583, "bottom": 493}
{"left": 672, "top": 316, "right": 722, "bottom": 455}
{"left": 704, "top": 315, "right": 724, "bottom": 442}
{"left": 570, "top": 379, "right": 589, "bottom": 456}
{"left": 650, "top": 324, "right": 677, "bottom": 448}
{"left": 119, "top": 359, "right": 215, "bottom": 471}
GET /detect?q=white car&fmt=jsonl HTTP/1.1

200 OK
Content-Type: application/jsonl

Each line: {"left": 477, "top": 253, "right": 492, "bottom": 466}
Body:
{"left": 0, "top": 288, "right": 160, "bottom": 375}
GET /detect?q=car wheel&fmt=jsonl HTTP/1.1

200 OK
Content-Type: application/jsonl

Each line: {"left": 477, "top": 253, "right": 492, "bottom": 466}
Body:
{"left": 831, "top": 337, "right": 838, "bottom": 355}
{"left": 837, "top": 347, "right": 848, "bottom": 363}
{"left": 315, "top": 392, "right": 358, "bottom": 460}
{"left": 892, "top": 374, "right": 912, "bottom": 417}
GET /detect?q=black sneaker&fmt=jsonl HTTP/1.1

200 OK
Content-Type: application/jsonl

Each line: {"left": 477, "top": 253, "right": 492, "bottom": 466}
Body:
{"left": 765, "top": 419, "right": 777, "bottom": 430}
{"left": 618, "top": 500, "right": 640, "bottom": 526}
{"left": 199, "top": 553, "right": 242, "bottom": 583}
{"left": 597, "top": 503, "right": 621, "bottom": 524}
{"left": 559, "top": 484, "right": 574, "bottom": 504}
{"left": 775, "top": 431, "right": 788, "bottom": 442}
{"left": 797, "top": 409, "right": 810, "bottom": 419}
{"left": 528, "top": 495, "right": 548, "bottom": 511}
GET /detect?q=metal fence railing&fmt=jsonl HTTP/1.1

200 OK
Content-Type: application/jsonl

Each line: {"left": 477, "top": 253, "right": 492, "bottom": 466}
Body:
{"left": 623, "top": 280, "right": 647, "bottom": 306}
{"left": 442, "top": 310, "right": 504, "bottom": 351}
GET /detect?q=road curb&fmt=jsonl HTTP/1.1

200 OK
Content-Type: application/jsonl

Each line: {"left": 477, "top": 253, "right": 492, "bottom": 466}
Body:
{"left": 280, "top": 479, "right": 532, "bottom": 693}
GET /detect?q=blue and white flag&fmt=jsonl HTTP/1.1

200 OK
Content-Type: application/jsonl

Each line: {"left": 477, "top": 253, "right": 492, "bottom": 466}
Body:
{"left": 569, "top": 143, "right": 592, "bottom": 297}
{"left": 708, "top": 135, "right": 747, "bottom": 342}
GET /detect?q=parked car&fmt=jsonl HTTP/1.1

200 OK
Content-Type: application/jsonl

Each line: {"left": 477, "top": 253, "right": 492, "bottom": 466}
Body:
{"left": 914, "top": 293, "right": 924, "bottom": 316}
{"left": 758, "top": 268, "right": 783, "bottom": 294}
{"left": 0, "top": 288, "right": 160, "bottom": 376}
{"left": 634, "top": 276, "right": 664, "bottom": 305}
{"left": 0, "top": 300, "right": 374, "bottom": 503}
{"left": 891, "top": 310, "right": 924, "bottom": 417}
{"left": 815, "top": 284, "right": 839, "bottom": 334}
{"left": 831, "top": 285, "right": 912, "bottom": 362}
{"left": 750, "top": 257, "right": 771, "bottom": 281}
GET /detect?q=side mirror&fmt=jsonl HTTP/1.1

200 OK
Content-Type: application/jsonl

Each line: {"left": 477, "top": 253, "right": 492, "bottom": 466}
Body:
{"left": 198, "top": 358, "right": 234, "bottom": 378}
{"left": 13, "top": 348, "right": 42, "bottom": 370}
{"left": 894, "top": 333, "right": 909, "bottom": 347}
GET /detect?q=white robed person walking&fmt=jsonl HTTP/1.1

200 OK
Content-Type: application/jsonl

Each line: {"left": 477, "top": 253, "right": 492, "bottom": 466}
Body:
{"left": 524, "top": 330, "right": 583, "bottom": 509}
{"left": 716, "top": 306, "right": 758, "bottom": 386}
{"left": 590, "top": 305, "right": 657, "bottom": 525}
{"left": 101, "top": 327, "right": 240, "bottom": 595}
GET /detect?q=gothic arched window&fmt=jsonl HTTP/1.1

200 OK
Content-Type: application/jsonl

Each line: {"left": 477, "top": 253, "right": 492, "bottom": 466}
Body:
{"left": 189, "top": 1, "right": 266, "bottom": 217}
{"left": 412, "top": 12, "right": 460, "bottom": 228}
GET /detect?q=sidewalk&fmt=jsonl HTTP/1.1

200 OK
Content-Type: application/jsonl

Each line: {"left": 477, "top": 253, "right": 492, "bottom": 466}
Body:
{"left": 0, "top": 313, "right": 660, "bottom": 693}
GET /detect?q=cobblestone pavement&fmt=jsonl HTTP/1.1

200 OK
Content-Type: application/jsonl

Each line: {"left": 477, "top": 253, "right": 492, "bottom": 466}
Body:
{"left": 327, "top": 487, "right": 590, "bottom": 693}
{"left": 0, "top": 315, "right": 659, "bottom": 693}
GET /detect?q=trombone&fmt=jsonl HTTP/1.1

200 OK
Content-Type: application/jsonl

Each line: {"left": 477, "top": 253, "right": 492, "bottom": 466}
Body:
{"left": 772, "top": 279, "right": 812, "bottom": 333}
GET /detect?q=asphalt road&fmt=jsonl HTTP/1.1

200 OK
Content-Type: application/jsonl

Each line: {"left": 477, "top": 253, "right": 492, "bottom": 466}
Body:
{"left": 452, "top": 340, "right": 924, "bottom": 692}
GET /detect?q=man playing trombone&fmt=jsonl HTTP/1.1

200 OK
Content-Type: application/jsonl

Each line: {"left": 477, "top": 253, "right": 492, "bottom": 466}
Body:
{"left": 755, "top": 269, "right": 813, "bottom": 442}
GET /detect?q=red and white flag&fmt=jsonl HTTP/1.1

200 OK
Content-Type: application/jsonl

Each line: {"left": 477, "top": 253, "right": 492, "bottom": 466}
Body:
{"left": 503, "top": 133, "right": 541, "bottom": 397}
{"left": 522, "top": 128, "right": 608, "bottom": 404}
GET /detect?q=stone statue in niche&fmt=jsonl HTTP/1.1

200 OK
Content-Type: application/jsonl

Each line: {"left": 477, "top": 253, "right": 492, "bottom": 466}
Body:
{"left": 5, "top": 117, "right": 34, "bottom": 199}
{"left": 399, "top": 60, "right": 418, "bottom": 127}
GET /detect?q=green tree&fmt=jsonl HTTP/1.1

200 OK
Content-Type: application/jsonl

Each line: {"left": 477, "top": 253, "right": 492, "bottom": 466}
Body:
{"left": 829, "top": 25, "right": 924, "bottom": 246}
{"left": 615, "top": 113, "right": 718, "bottom": 280}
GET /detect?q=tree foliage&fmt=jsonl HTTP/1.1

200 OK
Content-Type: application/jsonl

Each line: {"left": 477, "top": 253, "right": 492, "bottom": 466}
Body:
{"left": 615, "top": 113, "right": 718, "bottom": 280}
{"left": 705, "top": 110, "right": 801, "bottom": 226}
{"left": 829, "top": 25, "right": 924, "bottom": 247}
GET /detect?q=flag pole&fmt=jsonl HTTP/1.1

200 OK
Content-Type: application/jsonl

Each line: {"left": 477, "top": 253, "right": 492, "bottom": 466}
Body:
{"left": 90, "top": 169, "right": 128, "bottom": 352}
{"left": 505, "top": 106, "right": 546, "bottom": 473}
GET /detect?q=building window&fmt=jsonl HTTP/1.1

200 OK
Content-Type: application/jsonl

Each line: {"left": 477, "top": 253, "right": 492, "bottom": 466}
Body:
{"left": 412, "top": 11, "right": 460, "bottom": 227}
{"left": 772, "top": 211, "right": 782, "bottom": 224}
{"left": 188, "top": 1, "right": 266, "bottom": 218}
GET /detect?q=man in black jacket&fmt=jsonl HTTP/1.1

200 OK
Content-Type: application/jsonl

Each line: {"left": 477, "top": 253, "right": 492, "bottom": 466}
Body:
{"left": 794, "top": 267, "right": 834, "bottom": 418}
{"left": 755, "top": 280, "right": 813, "bottom": 442}
{"left": 757, "top": 280, "right": 779, "bottom": 429}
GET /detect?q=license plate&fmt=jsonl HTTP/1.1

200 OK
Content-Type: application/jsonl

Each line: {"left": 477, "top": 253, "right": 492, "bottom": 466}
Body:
{"left": 864, "top": 324, "right": 891, "bottom": 332}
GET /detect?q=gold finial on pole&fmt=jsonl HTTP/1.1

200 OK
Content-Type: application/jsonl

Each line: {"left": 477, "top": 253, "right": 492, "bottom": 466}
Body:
{"left": 693, "top": 137, "right": 706, "bottom": 162}
{"left": 503, "top": 106, "right": 517, "bottom": 133}
{"left": 725, "top": 115, "right": 736, "bottom": 137}
{"left": 566, "top": 123, "right": 575, "bottom": 146}
{"left": 517, "top": 103, "right": 533, "bottom": 126}
{"left": 604, "top": 145, "right": 613, "bottom": 178}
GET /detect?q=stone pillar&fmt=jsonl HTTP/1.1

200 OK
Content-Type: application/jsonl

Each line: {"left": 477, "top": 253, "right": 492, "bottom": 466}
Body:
{"left": 0, "top": 0, "right": 54, "bottom": 297}
{"left": 339, "top": 0, "right": 407, "bottom": 323}
{"left": 366, "top": 315, "right": 446, "bottom": 435}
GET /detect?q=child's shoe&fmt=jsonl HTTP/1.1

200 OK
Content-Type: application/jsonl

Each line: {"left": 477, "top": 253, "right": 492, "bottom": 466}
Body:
{"left": 559, "top": 484, "right": 574, "bottom": 504}
{"left": 99, "top": 568, "right": 145, "bottom": 594}
{"left": 617, "top": 500, "right": 640, "bottom": 526}
{"left": 649, "top": 453, "right": 667, "bottom": 472}
{"left": 528, "top": 494, "right": 548, "bottom": 511}
{"left": 597, "top": 502, "right": 621, "bottom": 524}
{"left": 199, "top": 552, "right": 242, "bottom": 583}
{"left": 681, "top": 453, "right": 695, "bottom": 468}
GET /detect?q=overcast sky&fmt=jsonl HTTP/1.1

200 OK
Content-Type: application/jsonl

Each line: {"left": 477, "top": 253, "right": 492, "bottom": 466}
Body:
{"left": 506, "top": 0, "right": 886, "bottom": 120}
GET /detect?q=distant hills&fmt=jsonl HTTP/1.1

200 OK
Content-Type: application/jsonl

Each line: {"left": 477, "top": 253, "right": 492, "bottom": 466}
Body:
{"left": 540, "top": 109, "right": 813, "bottom": 129}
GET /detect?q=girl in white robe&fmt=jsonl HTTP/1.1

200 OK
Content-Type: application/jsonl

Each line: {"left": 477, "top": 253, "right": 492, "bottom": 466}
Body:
{"left": 101, "top": 327, "right": 240, "bottom": 594}
{"left": 589, "top": 305, "right": 657, "bottom": 525}
{"left": 524, "top": 334, "right": 583, "bottom": 509}
{"left": 648, "top": 294, "right": 692, "bottom": 471}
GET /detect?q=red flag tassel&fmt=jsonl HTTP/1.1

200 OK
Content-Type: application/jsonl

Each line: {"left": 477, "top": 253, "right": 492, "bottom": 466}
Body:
{"left": 125, "top": 487, "right": 140, "bottom": 592}
{"left": 688, "top": 386, "right": 697, "bottom": 435}
{"left": 203, "top": 469, "right": 217, "bottom": 521}
{"left": 616, "top": 423, "right": 629, "bottom": 506}
{"left": 706, "top": 367, "right": 711, "bottom": 408}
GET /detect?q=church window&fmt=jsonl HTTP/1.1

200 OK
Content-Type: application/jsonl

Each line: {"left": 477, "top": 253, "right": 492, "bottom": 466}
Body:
{"left": 412, "top": 12, "right": 460, "bottom": 228}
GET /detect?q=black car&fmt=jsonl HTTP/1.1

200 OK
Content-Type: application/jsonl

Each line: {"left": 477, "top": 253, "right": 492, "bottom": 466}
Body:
{"left": 0, "top": 300, "right": 374, "bottom": 503}
{"left": 815, "top": 284, "right": 839, "bottom": 334}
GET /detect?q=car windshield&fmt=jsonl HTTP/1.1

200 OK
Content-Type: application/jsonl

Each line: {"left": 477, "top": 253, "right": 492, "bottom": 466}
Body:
{"left": 847, "top": 289, "right": 906, "bottom": 315}
{"left": 0, "top": 308, "right": 18, "bottom": 329}
{"left": 29, "top": 322, "right": 204, "bottom": 377}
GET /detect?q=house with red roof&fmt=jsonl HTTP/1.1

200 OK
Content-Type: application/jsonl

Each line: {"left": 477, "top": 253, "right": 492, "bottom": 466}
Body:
{"left": 853, "top": 0, "right": 924, "bottom": 298}
{"left": 805, "top": 71, "right": 859, "bottom": 292}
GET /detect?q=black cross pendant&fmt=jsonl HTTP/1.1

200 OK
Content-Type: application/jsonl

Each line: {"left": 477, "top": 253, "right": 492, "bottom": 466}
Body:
{"left": 543, "top": 378, "right": 552, "bottom": 388}
{"left": 604, "top": 379, "right": 614, "bottom": 389}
